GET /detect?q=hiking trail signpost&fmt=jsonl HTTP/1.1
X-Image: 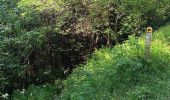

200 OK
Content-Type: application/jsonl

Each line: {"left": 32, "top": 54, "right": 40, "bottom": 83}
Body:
{"left": 145, "top": 27, "right": 153, "bottom": 59}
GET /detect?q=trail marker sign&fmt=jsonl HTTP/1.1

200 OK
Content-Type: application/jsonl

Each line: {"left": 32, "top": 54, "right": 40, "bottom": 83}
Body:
{"left": 145, "top": 27, "right": 153, "bottom": 59}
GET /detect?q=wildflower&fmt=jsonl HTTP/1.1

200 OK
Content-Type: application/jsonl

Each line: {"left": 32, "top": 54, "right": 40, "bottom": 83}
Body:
{"left": 2, "top": 93, "right": 8, "bottom": 99}
{"left": 20, "top": 89, "right": 25, "bottom": 94}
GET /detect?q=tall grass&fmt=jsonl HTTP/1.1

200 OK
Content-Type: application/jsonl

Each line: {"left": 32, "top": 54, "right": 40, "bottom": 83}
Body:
{"left": 60, "top": 25, "right": 170, "bottom": 100}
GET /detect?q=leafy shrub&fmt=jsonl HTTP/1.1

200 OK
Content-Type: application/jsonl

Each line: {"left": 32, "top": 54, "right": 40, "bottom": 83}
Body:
{"left": 12, "top": 80, "right": 63, "bottom": 100}
{"left": 0, "top": 71, "right": 7, "bottom": 96}
{"left": 87, "top": 0, "right": 170, "bottom": 42}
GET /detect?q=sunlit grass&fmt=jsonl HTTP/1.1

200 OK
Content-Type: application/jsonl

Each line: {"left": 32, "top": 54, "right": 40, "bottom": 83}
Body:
{"left": 60, "top": 24, "right": 170, "bottom": 100}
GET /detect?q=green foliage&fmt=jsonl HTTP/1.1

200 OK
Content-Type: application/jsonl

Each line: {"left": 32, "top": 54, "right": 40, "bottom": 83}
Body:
{"left": 0, "top": 0, "right": 170, "bottom": 99}
{"left": 60, "top": 25, "right": 170, "bottom": 100}
{"left": 12, "top": 80, "right": 63, "bottom": 100}
{"left": 88, "top": 0, "right": 170, "bottom": 39}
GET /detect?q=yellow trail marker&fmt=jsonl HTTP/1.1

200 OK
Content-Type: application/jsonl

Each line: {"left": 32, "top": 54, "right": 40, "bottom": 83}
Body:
{"left": 145, "top": 27, "right": 153, "bottom": 60}
{"left": 147, "top": 27, "right": 153, "bottom": 33}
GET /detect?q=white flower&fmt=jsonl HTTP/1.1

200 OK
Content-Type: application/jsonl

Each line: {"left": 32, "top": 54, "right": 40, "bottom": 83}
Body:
{"left": 20, "top": 89, "right": 25, "bottom": 94}
{"left": 2, "top": 93, "right": 8, "bottom": 99}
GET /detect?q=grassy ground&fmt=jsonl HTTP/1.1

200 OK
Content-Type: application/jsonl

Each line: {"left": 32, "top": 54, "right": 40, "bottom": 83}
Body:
{"left": 60, "top": 25, "right": 170, "bottom": 100}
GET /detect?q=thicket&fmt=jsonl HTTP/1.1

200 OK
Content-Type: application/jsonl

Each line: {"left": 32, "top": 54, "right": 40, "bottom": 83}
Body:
{"left": 0, "top": 0, "right": 170, "bottom": 99}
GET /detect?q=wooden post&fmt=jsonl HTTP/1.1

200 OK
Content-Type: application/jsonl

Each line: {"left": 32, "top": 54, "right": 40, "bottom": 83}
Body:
{"left": 145, "top": 27, "right": 153, "bottom": 59}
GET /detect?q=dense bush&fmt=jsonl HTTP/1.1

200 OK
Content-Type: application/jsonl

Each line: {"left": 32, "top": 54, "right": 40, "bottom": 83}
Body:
{"left": 1, "top": 0, "right": 170, "bottom": 99}
{"left": 12, "top": 80, "right": 63, "bottom": 100}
